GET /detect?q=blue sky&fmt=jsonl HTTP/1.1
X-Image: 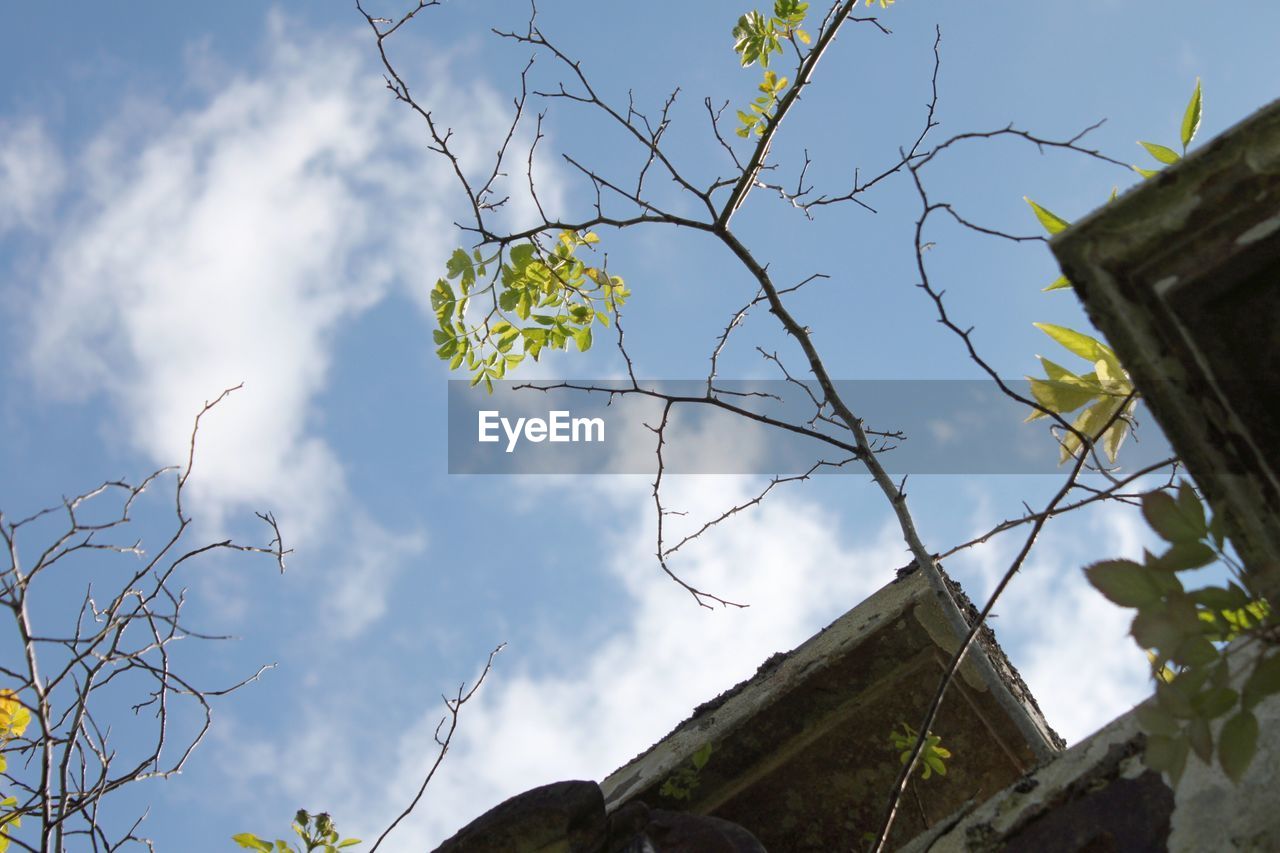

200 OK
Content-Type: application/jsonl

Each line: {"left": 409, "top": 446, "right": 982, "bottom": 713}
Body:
{"left": 1, "top": 2, "right": 1277, "bottom": 849}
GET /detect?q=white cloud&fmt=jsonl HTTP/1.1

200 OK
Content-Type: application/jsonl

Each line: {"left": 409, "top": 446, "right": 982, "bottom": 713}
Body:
{"left": 24, "top": 12, "right": 552, "bottom": 529}
{"left": 0, "top": 117, "right": 65, "bottom": 234}
{"left": 946, "top": 493, "right": 1161, "bottom": 744}
{"left": 324, "top": 517, "right": 428, "bottom": 639}
{"left": 17, "top": 13, "right": 556, "bottom": 637}
{"left": 340, "top": 477, "right": 903, "bottom": 847}
{"left": 209, "top": 472, "right": 1169, "bottom": 847}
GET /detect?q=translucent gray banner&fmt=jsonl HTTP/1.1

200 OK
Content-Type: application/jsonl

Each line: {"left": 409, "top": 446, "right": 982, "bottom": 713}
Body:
{"left": 446, "top": 380, "right": 1173, "bottom": 475}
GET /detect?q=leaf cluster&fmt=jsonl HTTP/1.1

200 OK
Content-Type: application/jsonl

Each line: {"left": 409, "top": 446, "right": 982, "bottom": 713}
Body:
{"left": 658, "top": 742, "right": 713, "bottom": 801}
{"left": 1133, "top": 79, "right": 1202, "bottom": 178}
{"left": 888, "top": 723, "right": 951, "bottom": 780}
{"left": 233, "top": 810, "right": 361, "bottom": 853}
{"left": 0, "top": 690, "right": 30, "bottom": 852}
{"left": 431, "top": 231, "right": 627, "bottom": 391}
{"left": 1024, "top": 79, "right": 1202, "bottom": 295}
{"left": 731, "top": 1, "right": 809, "bottom": 70}
{"left": 1084, "top": 483, "right": 1278, "bottom": 786}
{"left": 1023, "top": 319, "right": 1135, "bottom": 464}
{"left": 730, "top": 1, "right": 818, "bottom": 138}
{"left": 736, "top": 70, "right": 791, "bottom": 138}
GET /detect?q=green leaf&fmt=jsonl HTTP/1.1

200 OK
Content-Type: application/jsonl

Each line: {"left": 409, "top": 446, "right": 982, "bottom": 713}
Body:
{"left": 692, "top": 742, "right": 713, "bottom": 770}
{"left": 1186, "top": 715, "right": 1213, "bottom": 763}
{"left": 1242, "top": 652, "right": 1280, "bottom": 710}
{"left": 1145, "top": 733, "right": 1189, "bottom": 786}
{"left": 1157, "top": 680, "right": 1194, "bottom": 719}
{"left": 574, "top": 325, "right": 592, "bottom": 352}
{"left": 1060, "top": 395, "right": 1125, "bottom": 463}
{"left": 1135, "top": 701, "right": 1180, "bottom": 737}
{"left": 1033, "top": 323, "right": 1107, "bottom": 362}
{"left": 1132, "top": 609, "right": 1186, "bottom": 653}
{"left": 1170, "top": 635, "right": 1218, "bottom": 668}
{"left": 1175, "top": 481, "right": 1207, "bottom": 534}
{"left": 232, "top": 835, "right": 275, "bottom": 852}
{"left": 1132, "top": 165, "right": 1161, "bottom": 179}
{"left": 1153, "top": 541, "right": 1216, "bottom": 572}
{"left": 1181, "top": 78, "right": 1203, "bottom": 152}
{"left": 1138, "top": 141, "right": 1180, "bottom": 165}
{"left": 1218, "top": 710, "right": 1257, "bottom": 783}
{"left": 1042, "top": 274, "right": 1072, "bottom": 292}
{"left": 446, "top": 248, "right": 475, "bottom": 287}
{"left": 1190, "top": 686, "right": 1237, "bottom": 720}
{"left": 1085, "top": 559, "right": 1176, "bottom": 607}
{"left": 1143, "top": 490, "right": 1203, "bottom": 543}
{"left": 1102, "top": 415, "right": 1130, "bottom": 464}
{"left": 430, "top": 279, "right": 456, "bottom": 316}
{"left": 1028, "top": 376, "right": 1100, "bottom": 418}
{"left": 1024, "top": 197, "right": 1070, "bottom": 235}
{"left": 1191, "top": 585, "right": 1249, "bottom": 612}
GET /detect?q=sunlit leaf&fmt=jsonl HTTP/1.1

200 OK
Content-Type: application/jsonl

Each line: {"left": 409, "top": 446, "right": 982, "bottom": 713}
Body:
{"left": 1033, "top": 323, "right": 1107, "bottom": 362}
{"left": 1181, "top": 78, "right": 1203, "bottom": 151}
{"left": 1138, "top": 140, "right": 1180, "bottom": 165}
{"left": 1024, "top": 197, "right": 1070, "bottom": 235}
{"left": 0, "top": 691, "right": 29, "bottom": 739}
{"left": 1027, "top": 378, "right": 1096, "bottom": 421}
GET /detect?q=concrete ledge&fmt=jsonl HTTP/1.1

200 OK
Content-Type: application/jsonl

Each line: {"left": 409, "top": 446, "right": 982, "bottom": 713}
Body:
{"left": 601, "top": 568, "right": 1061, "bottom": 851}
{"left": 1051, "top": 98, "right": 1280, "bottom": 602}
{"left": 903, "top": 639, "right": 1280, "bottom": 853}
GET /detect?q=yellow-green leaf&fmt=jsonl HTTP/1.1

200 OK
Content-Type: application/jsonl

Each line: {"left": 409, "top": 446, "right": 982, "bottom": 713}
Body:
{"left": 1043, "top": 274, "right": 1072, "bottom": 292}
{"left": 1102, "top": 415, "right": 1130, "bottom": 464}
{"left": 1132, "top": 165, "right": 1161, "bottom": 179}
{"left": 1024, "top": 197, "right": 1070, "bottom": 235}
{"left": 1034, "top": 323, "right": 1106, "bottom": 362}
{"left": 1181, "top": 78, "right": 1202, "bottom": 151}
{"left": 1139, "top": 140, "right": 1180, "bottom": 165}
{"left": 1027, "top": 377, "right": 1100, "bottom": 420}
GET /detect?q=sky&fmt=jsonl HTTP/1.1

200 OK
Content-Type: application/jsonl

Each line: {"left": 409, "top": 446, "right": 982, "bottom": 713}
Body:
{"left": 1, "top": 2, "right": 1277, "bottom": 850}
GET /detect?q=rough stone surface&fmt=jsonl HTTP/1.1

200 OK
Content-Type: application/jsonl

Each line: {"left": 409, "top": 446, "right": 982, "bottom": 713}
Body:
{"left": 431, "top": 782, "right": 770, "bottom": 852}
{"left": 433, "top": 780, "right": 607, "bottom": 853}
{"left": 1050, "top": 97, "right": 1280, "bottom": 603}
{"left": 601, "top": 568, "right": 1061, "bottom": 851}
{"left": 901, "top": 640, "right": 1280, "bottom": 853}
{"left": 607, "top": 803, "right": 767, "bottom": 853}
